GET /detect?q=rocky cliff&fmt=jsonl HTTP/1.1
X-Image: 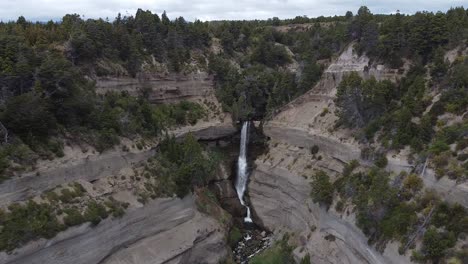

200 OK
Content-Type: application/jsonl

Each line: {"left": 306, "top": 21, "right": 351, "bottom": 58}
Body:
{"left": 96, "top": 72, "right": 214, "bottom": 104}
{"left": 0, "top": 74, "right": 237, "bottom": 264}
{"left": 0, "top": 121, "right": 236, "bottom": 208}
{"left": 0, "top": 196, "right": 228, "bottom": 264}
{"left": 247, "top": 44, "right": 467, "bottom": 264}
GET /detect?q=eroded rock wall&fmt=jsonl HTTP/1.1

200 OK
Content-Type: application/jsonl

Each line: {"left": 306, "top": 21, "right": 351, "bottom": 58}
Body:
{"left": 247, "top": 43, "right": 466, "bottom": 264}
{"left": 96, "top": 72, "right": 214, "bottom": 104}
{"left": 0, "top": 122, "right": 236, "bottom": 207}
{"left": 249, "top": 162, "right": 395, "bottom": 264}
{"left": 0, "top": 196, "right": 228, "bottom": 264}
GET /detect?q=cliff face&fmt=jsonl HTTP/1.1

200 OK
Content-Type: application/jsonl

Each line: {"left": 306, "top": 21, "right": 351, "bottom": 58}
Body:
{"left": 0, "top": 120, "right": 236, "bottom": 264}
{"left": 95, "top": 72, "right": 214, "bottom": 104}
{"left": 0, "top": 121, "right": 236, "bottom": 208}
{"left": 250, "top": 163, "right": 394, "bottom": 264}
{"left": 0, "top": 196, "right": 228, "bottom": 264}
{"left": 0, "top": 72, "right": 235, "bottom": 264}
{"left": 248, "top": 44, "right": 467, "bottom": 263}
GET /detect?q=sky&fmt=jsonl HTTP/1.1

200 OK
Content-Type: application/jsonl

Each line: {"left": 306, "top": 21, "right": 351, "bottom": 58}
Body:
{"left": 0, "top": 0, "right": 466, "bottom": 22}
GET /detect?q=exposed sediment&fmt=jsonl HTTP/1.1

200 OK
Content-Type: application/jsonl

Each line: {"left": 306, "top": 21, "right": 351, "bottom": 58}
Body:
{"left": 0, "top": 196, "right": 228, "bottom": 264}
{"left": 249, "top": 162, "right": 393, "bottom": 264}
{"left": 96, "top": 72, "right": 214, "bottom": 104}
{"left": 0, "top": 122, "right": 236, "bottom": 207}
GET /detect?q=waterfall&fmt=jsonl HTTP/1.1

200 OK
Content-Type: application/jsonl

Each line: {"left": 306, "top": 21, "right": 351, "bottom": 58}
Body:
{"left": 236, "top": 121, "right": 253, "bottom": 223}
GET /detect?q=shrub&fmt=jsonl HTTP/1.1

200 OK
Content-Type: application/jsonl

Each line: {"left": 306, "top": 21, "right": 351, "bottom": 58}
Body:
{"left": 63, "top": 208, "right": 85, "bottom": 226}
{"left": 375, "top": 154, "right": 388, "bottom": 168}
{"left": 421, "top": 227, "right": 456, "bottom": 261}
{"left": 403, "top": 174, "right": 423, "bottom": 193}
{"left": 0, "top": 200, "right": 64, "bottom": 252}
{"left": 432, "top": 152, "right": 450, "bottom": 168}
{"left": 456, "top": 138, "right": 468, "bottom": 151}
{"left": 320, "top": 108, "right": 329, "bottom": 117}
{"left": 457, "top": 153, "right": 468, "bottom": 161}
{"left": 228, "top": 227, "right": 242, "bottom": 248}
{"left": 95, "top": 129, "right": 120, "bottom": 153}
{"left": 310, "top": 170, "right": 334, "bottom": 209}
{"left": 310, "top": 145, "right": 319, "bottom": 155}
{"left": 335, "top": 200, "right": 345, "bottom": 212}
{"left": 300, "top": 254, "right": 311, "bottom": 264}
{"left": 104, "top": 197, "right": 127, "bottom": 218}
{"left": 84, "top": 201, "right": 108, "bottom": 225}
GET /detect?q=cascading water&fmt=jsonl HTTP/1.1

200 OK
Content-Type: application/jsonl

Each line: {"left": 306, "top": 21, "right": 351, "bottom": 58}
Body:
{"left": 232, "top": 121, "right": 273, "bottom": 263}
{"left": 235, "top": 121, "right": 253, "bottom": 223}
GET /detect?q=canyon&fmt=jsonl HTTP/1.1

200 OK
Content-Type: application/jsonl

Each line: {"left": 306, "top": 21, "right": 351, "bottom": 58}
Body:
{"left": 1, "top": 44, "right": 466, "bottom": 264}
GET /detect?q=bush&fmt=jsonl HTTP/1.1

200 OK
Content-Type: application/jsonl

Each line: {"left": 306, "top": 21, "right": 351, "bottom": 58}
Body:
{"left": 335, "top": 200, "right": 344, "bottom": 212}
{"left": 310, "top": 145, "right": 319, "bottom": 155}
{"left": 0, "top": 200, "right": 64, "bottom": 252}
{"left": 300, "top": 254, "right": 311, "bottom": 264}
{"left": 63, "top": 208, "right": 85, "bottom": 226}
{"left": 421, "top": 227, "right": 456, "bottom": 261}
{"left": 228, "top": 227, "right": 242, "bottom": 248}
{"left": 403, "top": 174, "right": 423, "bottom": 193}
{"left": 310, "top": 170, "right": 334, "bottom": 209}
{"left": 95, "top": 129, "right": 120, "bottom": 153}
{"left": 375, "top": 154, "right": 388, "bottom": 168}
{"left": 457, "top": 153, "right": 468, "bottom": 161}
{"left": 153, "top": 134, "right": 218, "bottom": 198}
{"left": 104, "top": 197, "right": 127, "bottom": 218}
{"left": 84, "top": 201, "right": 108, "bottom": 225}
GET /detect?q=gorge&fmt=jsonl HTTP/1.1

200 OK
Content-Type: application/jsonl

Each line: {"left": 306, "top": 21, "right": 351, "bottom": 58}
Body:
{"left": 0, "top": 5, "right": 467, "bottom": 264}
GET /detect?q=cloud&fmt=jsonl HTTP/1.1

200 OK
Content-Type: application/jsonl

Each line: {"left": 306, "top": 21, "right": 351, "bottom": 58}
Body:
{"left": 0, "top": 0, "right": 465, "bottom": 22}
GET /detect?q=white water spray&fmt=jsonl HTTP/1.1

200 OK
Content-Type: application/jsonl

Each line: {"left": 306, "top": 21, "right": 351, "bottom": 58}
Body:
{"left": 236, "top": 121, "right": 253, "bottom": 223}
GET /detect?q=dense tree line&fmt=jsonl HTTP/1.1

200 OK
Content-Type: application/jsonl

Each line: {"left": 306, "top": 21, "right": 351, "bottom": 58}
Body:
{"left": 349, "top": 6, "right": 468, "bottom": 66}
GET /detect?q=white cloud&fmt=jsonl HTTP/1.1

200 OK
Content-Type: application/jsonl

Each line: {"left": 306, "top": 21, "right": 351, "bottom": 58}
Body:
{"left": 0, "top": 0, "right": 465, "bottom": 22}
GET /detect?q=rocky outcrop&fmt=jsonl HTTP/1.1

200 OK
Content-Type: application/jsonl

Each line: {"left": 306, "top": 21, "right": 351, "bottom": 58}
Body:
{"left": 210, "top": 163, "right": 246, "bottom": 218}
{"left": 0, "top": 196, "right": 228, "bottom": 264}
{"left": 0, "top": 149, "right": 155, "bottom": 207}
{"left": 96, "top": 72, "right": 214, "bottom": 104}
{"left": 175, "top": 123, "right": 237, "bottom": 141}
{"left": 0, "top": 122, "right": 236, "bottom": 207}
{"left": 263, "top": 124, "right": 361, "bottom": 163}
{"left": 249, "top": 162, "right": 401, "bottom": 264}
{"left": 247, "top": 43, "right": 466, "bottom": 264}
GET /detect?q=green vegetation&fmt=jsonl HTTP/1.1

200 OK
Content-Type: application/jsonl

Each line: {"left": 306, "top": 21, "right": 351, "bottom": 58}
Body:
{"left": 310, "top": 170, "right": 334, "bottom": 209}
{"left": 0, "top": 88, "right": 206, "bottom": 178}
{"left": 0, "top": 182, "right": 136, "bottom": 252}
{"left": 228, "top": 227, "right": 242, "bottom": 248}
{"left": 141, "top": 133, "right": 219, "bottom": 198}
{"left": 417, "top": 227, "right": 457, "bottom": 262}
{"left": 209, "top": 25, "right": 329, "bottom": 120}
{"left": 336, "top": 60, "right": 467, "bottom": 176}
{"left": 329, "top": 161, "right": 468, "bottom": 261}
{"left": 0, "top": 200, "right": 64, "bottom": 252}
{"left": 0, "top": 11, "right": 211, "bottom": 179}
{"left": 250, "top": 235, "right": 294, "bottom": 264}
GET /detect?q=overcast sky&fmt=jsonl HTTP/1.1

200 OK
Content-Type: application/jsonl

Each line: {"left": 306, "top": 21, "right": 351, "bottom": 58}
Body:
{"left": 1, "top": 0, "right": 466, "bottom": 22}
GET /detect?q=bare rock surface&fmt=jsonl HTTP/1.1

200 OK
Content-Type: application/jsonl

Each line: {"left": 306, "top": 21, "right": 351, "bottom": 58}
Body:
{"left": 0, "top": 121, "right": 236, "bottom": 207}
{"left": 0, "top": 196, "right": 227, "bottom": 264}
{"left": 0, "top": 149, "right": 155, "bottom": 207}
{"left": 249, "top": 162, "right": 402, "bottom": 264}
{"left": 96, "top": 72, "right": 214, "bottom": 104}
{"left": 247, "top": 43, "right": 467, "bottom": 264}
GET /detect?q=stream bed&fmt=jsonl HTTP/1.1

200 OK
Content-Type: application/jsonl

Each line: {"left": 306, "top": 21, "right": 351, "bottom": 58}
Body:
{"left": 233, "top": 228, "right": 273, "bottom": 263}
